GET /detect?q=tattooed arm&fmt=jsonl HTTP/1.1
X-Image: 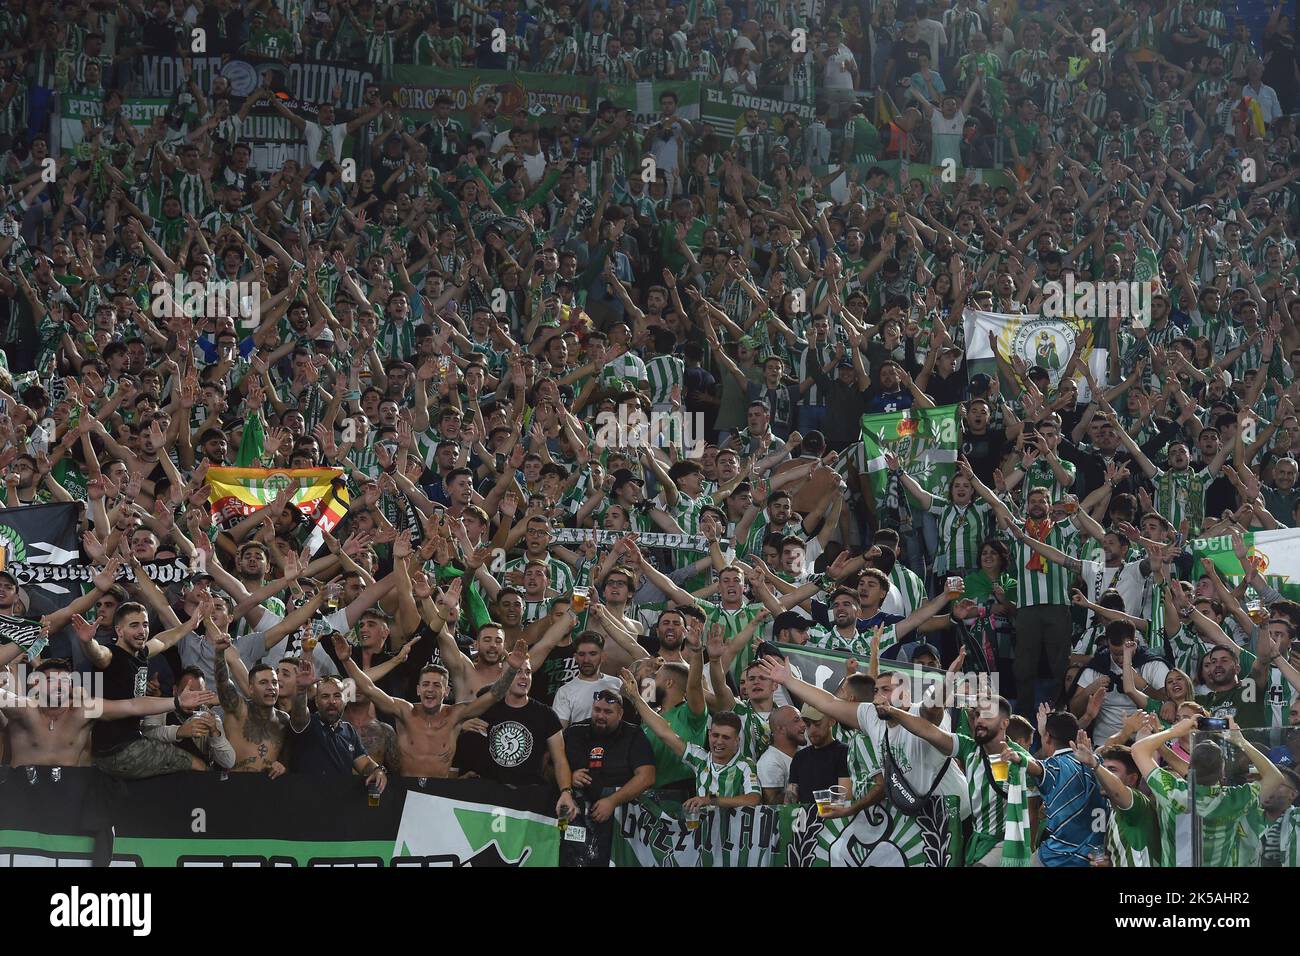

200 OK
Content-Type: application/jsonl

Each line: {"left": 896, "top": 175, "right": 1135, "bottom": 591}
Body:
{"left": 455, "top": 644, "right": 525, "bottom": 722}
{"left": 213, "top": 639, "right": 246, "bottom": 719}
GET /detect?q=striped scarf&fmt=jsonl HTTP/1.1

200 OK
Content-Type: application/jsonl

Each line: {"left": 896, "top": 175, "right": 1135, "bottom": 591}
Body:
{"left": 1001, "top": 740, "right": 1034, "bottom": 867}
{"left": 1023, "top": 519, "right": 1052, "bottom": 572}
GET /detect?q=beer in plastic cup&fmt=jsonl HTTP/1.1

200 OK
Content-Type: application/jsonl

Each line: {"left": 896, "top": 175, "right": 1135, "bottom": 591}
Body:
{"left": 685, "top": 806, "right": 701, "bottom": 830}
{"left": 814, "top": 788, "right": 833, "bottom": 816}
{"left": 571, "top": 586, "right": 590, "bottom": 612}
{"left": 945, "top": 576, "right": 963, "bottom": 597}
{"left": 989, "top": 755, "right": 1010, "bottom": 783}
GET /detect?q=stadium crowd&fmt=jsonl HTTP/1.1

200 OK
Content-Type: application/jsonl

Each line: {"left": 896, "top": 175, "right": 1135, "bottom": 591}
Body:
{"left": 1, "top": 0, "right": 1300, "bottom": 867}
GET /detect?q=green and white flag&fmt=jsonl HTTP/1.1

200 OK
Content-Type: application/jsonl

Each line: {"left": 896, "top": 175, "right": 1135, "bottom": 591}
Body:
{"left": 963, "top": 310, "right": 1109, "bottom": 401}
{"left": 860, "top": 404, "right": 961, "bottom": 502}
{"left": 1194, "top": 528, "right": 1300, "bottom": 601}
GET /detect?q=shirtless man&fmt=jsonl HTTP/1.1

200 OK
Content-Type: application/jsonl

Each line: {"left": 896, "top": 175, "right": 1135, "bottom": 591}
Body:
{"left": 1, "top": 659, "right": 216, "bottom": 767}
{"left": 331, "top": 632, "right": 528, "bottom": 778}
{"left": 585, "top": 567, "right": 650, "bottom": 673}
{"left": 213, "top": 628, "right": 311, "bottom": 775}
{"left": 438, "top": 620, "right": 509, "bottom": 702}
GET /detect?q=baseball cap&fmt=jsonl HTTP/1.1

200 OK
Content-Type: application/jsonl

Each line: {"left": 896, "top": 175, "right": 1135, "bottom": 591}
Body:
{"left": 610, "top": 469, "right": 644, "bottom": 493}
{"left": 800, "top": 704, "right": 826, "bottom": 721}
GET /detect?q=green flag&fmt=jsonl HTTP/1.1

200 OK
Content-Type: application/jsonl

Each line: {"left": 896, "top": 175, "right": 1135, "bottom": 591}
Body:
{"left": 1194, "top": 528, "right": 1300, "bottom": 602}
{"left": 235, "top": 412, "right": 265, "bottom": 467}
{"left": 859, "top": 404, "right": 961, "bottom": 501}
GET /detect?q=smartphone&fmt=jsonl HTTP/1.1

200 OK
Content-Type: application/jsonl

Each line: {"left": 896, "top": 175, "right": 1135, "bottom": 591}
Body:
{"left": 1197, "top": 717, "right": 1229, "bottom": 731}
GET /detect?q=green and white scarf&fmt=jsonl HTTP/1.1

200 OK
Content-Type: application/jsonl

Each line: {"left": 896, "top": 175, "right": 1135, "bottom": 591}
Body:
{"left": 1001, "top": 741, "right": 1034, "bottom": 867}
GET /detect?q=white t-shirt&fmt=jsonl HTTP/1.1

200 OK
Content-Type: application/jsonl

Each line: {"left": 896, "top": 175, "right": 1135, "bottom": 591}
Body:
{"left": 823, "top": 44, "right": 857, "bottom": 89}
{"left": 757, "top": 745, "right": 794, "bottom": 790}
{"left": 1079, "top": 657, "right": 1170, "bottom": 743}
{"left": 1079, "top": 560, "right": 1149, "bottom": 626}
{"left": 552, "top": 673, "right": 624, "bottom": 725}
{"left": 858, "top": 701, "right": 971, "bottom": 818}
{"left": 303, "top": 122, "right": 348, "bottom": 167}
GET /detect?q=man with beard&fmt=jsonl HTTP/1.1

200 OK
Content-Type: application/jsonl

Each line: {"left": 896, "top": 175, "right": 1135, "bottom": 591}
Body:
{"left": 560, "top": 688, "right": 656, "bottom": 865}
{"left": 214, "top": 627, "right": 312, "bottom": 776}
{"left": 1197, "top": 646, "right": 1269, "bottom": 730}
{"left": 1110, "top": 408, "right": 1230, "bottom": 535}
{"left": 287, "top": 676, "right": 387, "bottom": 796}
{"left": 1, "top": 659, "right": 217, "bottom": 767}
{"left": 551, "top": 633, "right": 624, "bottom": 727}
{"left": 964, "top": 463, "right": 1077, "bottom": 717}
{"left": 332, "top": 633, "right": 527, "bottom": 779}
{"left": 436, "top": 618, "right": 510, "bottom": 702}
{"left": 787, "top": 704, "right": 851, "bottom": 803}
{"left": 758, "top": 705, "right": 805, "bottom": 802}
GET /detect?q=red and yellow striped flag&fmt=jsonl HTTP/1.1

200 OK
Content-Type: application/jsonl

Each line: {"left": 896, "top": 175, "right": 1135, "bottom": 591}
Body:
{"left": 207, "top": 467, "right": 350, "bottom": 541}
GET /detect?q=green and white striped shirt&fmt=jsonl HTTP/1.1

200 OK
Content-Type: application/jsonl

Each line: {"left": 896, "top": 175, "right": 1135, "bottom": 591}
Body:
{"left": 681, "top": 742, "right": 761, "bottom": 799}
{"left": 731, "top": 700, "right": 772, "bottom": 763}
{"left": 1146, "top": 766, "right": 1259, "bottom": 867}
{"left": 1012, "top": 520, "right": 1077, "bottom": 607}
{"left": 502, "top": 556, "right": 575, "bottom": 596}
{"left": 1151, "top": 467, "right": 1212, "bottom": 535}
{"left": 927, "top": 498, "right": 992, "bottom": 575}
{"left": 645, "top": 353, "right": 684, "bottom": 406}
{"left": 1107, "top": 787, "right": 1162, "bottom": 867}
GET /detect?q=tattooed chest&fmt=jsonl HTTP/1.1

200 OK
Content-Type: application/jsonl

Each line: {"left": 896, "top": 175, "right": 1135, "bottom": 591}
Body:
{"left": 240, "top": 711, "right": 288, "bottom": 748}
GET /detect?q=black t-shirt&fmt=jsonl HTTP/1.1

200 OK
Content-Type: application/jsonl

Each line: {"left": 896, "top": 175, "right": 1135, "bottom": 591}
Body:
{"left": 961, "top": 427, "right": 1009, "bottom": 486}
{"left": 480, "top": 698, "right": 562, "bottom": 786}
{"left": 532, "top": 640, "right": 577, "bottom": 708}
{"left": 889, "top": 38, "right": 930, "bottom": 73}
{"left": 562, "top": 719, "right": 655, "bottom": 799}
{"left": 788, "top": 741, "right": 850, "bottom": 801}
{"left": 91, "top": 643, "right": 152, "bottom": 756}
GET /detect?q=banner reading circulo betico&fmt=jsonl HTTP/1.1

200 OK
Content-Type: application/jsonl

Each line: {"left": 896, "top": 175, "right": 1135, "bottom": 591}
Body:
{"left": 386, "top": 66, "right": 594, "bottom": 125}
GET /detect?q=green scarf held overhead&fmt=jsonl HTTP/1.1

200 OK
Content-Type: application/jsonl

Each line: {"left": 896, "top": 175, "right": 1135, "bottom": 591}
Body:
{"left": 433, "top": 563, "right": 491, "bottom": 633}
{"left": 1001, "top": 740, "right": 1035, "bottom": 867}
{"left": 235, "top": 412, "right": 265, "bottom": 467}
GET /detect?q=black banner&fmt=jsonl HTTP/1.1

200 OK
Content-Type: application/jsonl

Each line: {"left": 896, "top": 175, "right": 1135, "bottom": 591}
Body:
{"left": 0, "top": 503, "right": 83, "bottom": 615}
{"left": 3, "top": 557, "right": 192, "bottom": 590}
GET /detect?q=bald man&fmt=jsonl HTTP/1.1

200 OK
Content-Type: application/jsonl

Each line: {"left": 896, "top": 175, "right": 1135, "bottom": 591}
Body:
{"left": 758, "top": 704, "right": 806, "bottom": 803}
